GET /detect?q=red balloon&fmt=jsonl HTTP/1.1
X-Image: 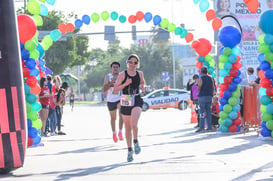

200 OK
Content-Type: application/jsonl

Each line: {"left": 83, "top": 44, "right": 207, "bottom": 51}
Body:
{"left": 58, "top": 23, "right": 66, "bottom": 34}
{"left": 212, "top": 18, "right": 222, "bottom": 31}
{"left": 23, "top": 67, "right": 31, "bottom": 78}
{"left": 196, "top": 61, "right": 203, "bottom": 69}
{"left": 224, "top": 76, "right": 233, "bottom": 84}
{"left": 27, "top": 137, "right": 33, "bottom": 147}
{"left": 233, "top": 118, "right": 241, "bottom": 126}
{"left": 219, "top": 83, "right": 229, "bottom": 92}
{"left": 229, "top": 69, "right": 238, "bottom": 77}
{"left": 25, "top": 76, "right": 37, "bottom": 87}
{"left": 260, "top": 78, "right": 272, "bottom": 88}
{"left": 266, "top": 87, "right": 273, "bottom": 97}
{"left": 185, "top": 32, "right": 194, "bottom": 43}
{"left": 192, "top": 38, "right": 212, "bottom": 56}
{"left": 229, "top": 125, "right": 238, "bottom": 133}
{"left": 66, "top": 23, "right": 75, "bottom": 33}
{"left": 246, "top": 0, "right": 259, "bottom": 13}
{"left": 17, "top": 14, "right": 37, "bottom": 43}
{"left": 232, "top": 62, "right": 241, "bottom": 70}
{"left": 128, "top": 15, "right": 137, "bottom": 24}
{"left": 206, "top": 9, "right": 216, "bottom": 21}
{"left": 219, "top": 91, "right": 224, "bottom": 98}
{"left": 136, "top": 11, "right": 144, "bottom": 21}
{"left": 236, "top": 112, "right": 241, "bottom": 119}
{"left": 30, "top": 84, "right": 41, "bottom": 95}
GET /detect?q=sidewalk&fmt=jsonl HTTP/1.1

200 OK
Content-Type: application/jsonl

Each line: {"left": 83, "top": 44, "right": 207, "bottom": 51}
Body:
{"left": 1, "top": 106, "right": 273, "bottom": 181}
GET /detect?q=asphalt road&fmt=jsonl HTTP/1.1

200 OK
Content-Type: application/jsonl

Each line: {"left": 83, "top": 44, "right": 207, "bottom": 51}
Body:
{"left": 1, "top": 104, "right": 273, "bottom": 181}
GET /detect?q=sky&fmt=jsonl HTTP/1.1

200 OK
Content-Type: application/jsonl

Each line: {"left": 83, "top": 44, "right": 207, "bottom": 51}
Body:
{"left": 16, "top": 0, "right": 215, "bottom": 50}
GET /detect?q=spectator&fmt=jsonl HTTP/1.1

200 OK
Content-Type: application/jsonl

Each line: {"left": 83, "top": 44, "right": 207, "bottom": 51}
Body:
{"left": 39, "top": 77, "right": 50, "bottom": 136}
{"left": 247, "top": 67, "right": 256, "bottom": 84}
{"left": 211, "top": 96, "right": 220, "bottom": 130}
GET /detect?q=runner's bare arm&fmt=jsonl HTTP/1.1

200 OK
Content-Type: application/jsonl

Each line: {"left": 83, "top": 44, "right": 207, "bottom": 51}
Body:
{"left": 139, "top": 71, "right": 146, "bottom": 92}
{"left": 103, "top": 75, "right": 111, "bottom": 92}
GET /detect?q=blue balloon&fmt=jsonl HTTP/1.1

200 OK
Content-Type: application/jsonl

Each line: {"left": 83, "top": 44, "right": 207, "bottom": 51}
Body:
{"left": 258, "top": 53, "right": 265, "bottom": 63}
{"left": 153, "top": 15, "right": 161, "bottom": 26}
{"left": 237, "top": 126, "right": 241, "bottom": 132}
{"left": 229, "top": 83, "right": 237, "bottom": 91}
{"left": 224, "top": 90, "right": 232, "bottom": 99}
{"left": 30, "top": 68, "right": 39, "bottom": 77}
{"left": 46, "top": 0, "right": 56, "bottom": 5}
{"left": 219, "top": 69, "right": 229, "bottom": 77}
{"left": 265, "top": 69, "right": 273, "bottom": 79}
{"left": 50, "top": 29, "right": 61, "bottom": 42}
{"left": 36, "top": 43, "right": 45, "bottom": 59}
{"left": 32, "top": 135, "right": 41, "bottom": 145}
{"left": 261, "top": 121, "right": 267, "bottom": 128}
{"left": 40, "top": 4, "right": 48, "bottom": 16}
{"left": 28, "top": 127, "right": 38, "bottom": 138}
{"left": 20, "top": 42, "right": 24, "bottom": 50}
{"left": 39, "top": 59, "right": 45, "bottom": 66}
{"left": 232, "top": 104, "right": 241, "bottom": 112}
{"left": 232, "top": 47, "right": 241, "bottom": 55}
{"left": 219, "top": 47, "right": 224, "bottom": 55}
{"left": 223, "top": 118, "right": 233, "bottom": 126}
{"left": 224, "top": 62, "right": 232, "bottom": 70}
{"left": 21, "top": 49, "right": 30, "bottom": 60}
{"left": 229, "top": 111, "right": 238, "bottom": 119}
{"left": 25, "top": 58, "right": 37, "bottom": 70}
{"left": 261, "top": 127, "right": 272, "bottom": 137}
{"left": 233, "top": 76, "right": 241, "bottom": 84}
{"left": 219, "top": 26, "right": 241, "bottom": 48}
{"left": 220, "top": 105, "right": 224, "bottom": 111}
{"left": 220, "top": 97, "right": 228, "bottom": 105}
{"left": 199, "top": 0, "right": 209, "bottom": 13}
{"left": 24, "top": 84, "right": 31, "bottom": 94}
{"left": 259, "top": 87, "right": 266, "bottom": 96}
{"left": 144, "top": 12, "right": 152, "bottom": 23}
{"left": 27, "top": 119, "right": 32, "bottom": 128}
{"left": 219, "top": 125, "right": 229, "bottom": 132}
{"left": 266, "top": 103, "right": 273, "bottom": 114}
{"left": 26, "top": 94, "right": 37, "bottom": 104}
{"left": 264, "top": 34, "right": 273, "bottom": 45}
{"left": 74, "top": 19, "right": 83, "bottom": 28}
{"left": 41, "top": 65, "right": 46, "bottom": 72}
{"left": 259, "top": 10, "right": 273, "bottom": 35}
{"left": 219, "top": 76, "right": 224, "bottom": 84}
{"left": 82, "top": 15, "right": 90, "bottom": 25}
{"left": 237, "top": 70, "right": 241, "bottom": 76}
{"left": 198, "top": 56, "right": 205, "bottom": 62}
{"left": 228, "top": 54, "right": 237, "bottom": 63}
{"left": 260, "top": 60, "right": 271, "bottom": 70}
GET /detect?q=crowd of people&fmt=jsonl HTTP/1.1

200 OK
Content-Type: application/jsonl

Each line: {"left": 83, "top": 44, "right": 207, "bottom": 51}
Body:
{"left": 39, "top": 75, "right": 68, "bottom": 137}
{"left": 187, "top": 66, "right": 260, "bottom": 133}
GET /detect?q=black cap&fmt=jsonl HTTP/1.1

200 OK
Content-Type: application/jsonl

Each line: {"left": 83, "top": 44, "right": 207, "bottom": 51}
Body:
{"left": 193, "top": 74, "right": 199, "bottom": 79}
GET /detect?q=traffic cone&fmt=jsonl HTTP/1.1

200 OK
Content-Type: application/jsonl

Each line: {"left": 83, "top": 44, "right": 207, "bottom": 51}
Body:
{"left": 191, "top": 110, "right": 198, "bottom": 123}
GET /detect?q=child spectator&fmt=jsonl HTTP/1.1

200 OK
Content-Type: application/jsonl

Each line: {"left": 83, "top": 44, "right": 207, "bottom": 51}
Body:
{"left": 211, "top": 96, "right": 220, "bottom": 130}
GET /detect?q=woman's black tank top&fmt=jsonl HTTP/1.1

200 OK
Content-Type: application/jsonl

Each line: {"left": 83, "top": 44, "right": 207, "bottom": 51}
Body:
{"left": 122, "top": 70, "right": 140, "bottom": 95}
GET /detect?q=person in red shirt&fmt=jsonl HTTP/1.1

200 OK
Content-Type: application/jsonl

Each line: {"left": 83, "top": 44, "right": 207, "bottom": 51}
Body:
{"left": 39, "top": 77, "right": 50, "bottom": 136}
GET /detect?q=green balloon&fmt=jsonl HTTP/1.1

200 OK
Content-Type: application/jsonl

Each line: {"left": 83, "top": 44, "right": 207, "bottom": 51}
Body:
{"left": 32, "top": 119, "right": 42, "bottom": 129}
{"left": 160, "top": 18, "right": 169, "bottom": 28}
{"left": 219, "top": 111, "right": 228, "bottom": 119}
{"left": 258, "top": 43, "right": 270, "bottom": 54}
{"left": 29, "top": 49, "right": 40, "bottom": 60}
{"left": 91, "top": 13, "right": 100, "bottom": 23}
{"left": 110, "top": 11, "right": 118, "bottom": 20}
{"left": 266, "top": 120, "right": 273, "bottom": 130}
{"left": 119, "top": 15, "right": 126, "bottom": 23}
{"left": 260, "top": 95, "right": 272, "bottom": 105}
{"left": 228, "top": 97, "right": 237, "bottom": 106}
{"left": 101, "top": 11, "right": 110, "bottom": 21}
{"left": 27, "top": 110, "right": 39, "bottom": 121}
{"left": 27, "top": 0, "right": 40, "bottom": 15}
{"left": 261, "top": 112, "right": 273, "bottom": 122}
{"left": 258, "top": 34, "right": 265, "bottom": 44}
{"left": 232, "top": 91, "right": 240, "bottom": 98}
{"left": 223, "top": 104, "right": 232, "bottom": 113}
{"left": 167, "top": 23, "right": 176, "bottom": 32}
{"left": 25, "top": 40, "right": 37, "bottom": 51}
{"left": 261, "top": 105, "right": 267, "bottom": 113}
{"left": 219, "top": 62, "right": 224, "bottom": 69}
{"left": 264, "top": 52, "right": 273, "bottom": 62}
{"left": 219, "top": 55, "right": 228, "bottom": 63}
{"left": 32, "top": 15, "right": 43, "bottom": 26}
{"left": 218, "top": 118, "right": 225, "bottom": 125}
{"left": 26, "top": 102, "right": 32, "bottom": 113}
{"left": 223, "top": 47, "right": 232, "bottom": 56}
{"left": 180, "top": 29, "right": 188, "bottom": 38}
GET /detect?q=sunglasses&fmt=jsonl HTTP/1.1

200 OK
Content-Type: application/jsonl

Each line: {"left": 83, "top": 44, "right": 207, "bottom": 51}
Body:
{"left": 128, "top": 60, "right": 138, "bottom": 65}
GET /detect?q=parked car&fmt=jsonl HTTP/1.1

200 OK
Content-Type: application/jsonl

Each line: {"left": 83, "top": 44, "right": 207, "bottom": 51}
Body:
{"left": 142, "top": 88, "right": 190, "bottom": 111}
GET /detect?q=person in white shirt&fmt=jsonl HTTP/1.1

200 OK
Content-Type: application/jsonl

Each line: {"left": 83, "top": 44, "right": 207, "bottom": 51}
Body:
{"left": 247, "top": 67, "right": 257, "bottom": 84}
{"left": 103, "top": 62, "right": 124, "bottom": 143}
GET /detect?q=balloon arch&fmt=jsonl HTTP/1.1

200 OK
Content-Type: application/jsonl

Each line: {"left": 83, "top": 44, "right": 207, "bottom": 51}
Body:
{"left": 17, "top": 0, "right": 268, "bottom": 148}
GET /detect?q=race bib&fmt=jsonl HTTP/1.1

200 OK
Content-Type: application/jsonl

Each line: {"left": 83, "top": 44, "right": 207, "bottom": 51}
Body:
{"left": 120, "top": 95, "right": 135, "bottom": 106}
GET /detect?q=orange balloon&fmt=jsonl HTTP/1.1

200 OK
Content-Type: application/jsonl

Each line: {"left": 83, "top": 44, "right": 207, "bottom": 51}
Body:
{"left": 195, "top": 61, "right": 203, "bottom": 69}
{"left": 246, "top": 0, "right": 259, "bottom": 14}
{"left": 66, "top": 23, "right": 75, "bottom": 33}
{"left": 206, "top": 9, "right": 216, "bottom": 21}
{"left": 30, "top": 84, "right": 41, "bottom": 95}
{"left": 58, "top": 23, "right": 66, "bottom": 34}
{"left": 185, "top": 32, "right": 194, "bottom": 43}
{"left": 212, "top": 18, "right": 222, "bottom": 31}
